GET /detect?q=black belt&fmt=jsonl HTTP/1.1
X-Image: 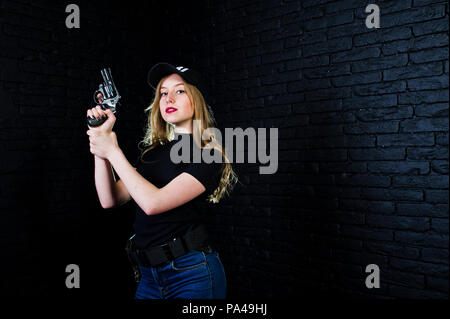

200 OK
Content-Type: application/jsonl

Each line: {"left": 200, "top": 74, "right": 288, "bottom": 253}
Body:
{"left": 126, "top": 225, "right": 210, "bottom": 268}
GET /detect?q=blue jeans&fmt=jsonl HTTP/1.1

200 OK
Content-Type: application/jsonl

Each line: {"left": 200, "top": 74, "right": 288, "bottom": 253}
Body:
{"left": 135, "top": 249, "right": 227, "bottom": 299}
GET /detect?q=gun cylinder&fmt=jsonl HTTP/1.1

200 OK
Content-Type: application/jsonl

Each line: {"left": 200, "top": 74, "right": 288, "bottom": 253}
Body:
{"left": 104, "top": 86, "right": 112, "bottom": 98}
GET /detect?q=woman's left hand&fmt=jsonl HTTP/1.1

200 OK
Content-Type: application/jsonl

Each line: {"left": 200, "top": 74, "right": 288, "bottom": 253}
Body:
{"left": 87, "top": 127, "right": 119, "bottom": 160}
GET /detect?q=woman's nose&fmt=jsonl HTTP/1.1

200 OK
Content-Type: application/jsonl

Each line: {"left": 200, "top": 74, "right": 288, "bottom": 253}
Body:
{"left": 166, "top": 92, "right": 175, "bottom": 103}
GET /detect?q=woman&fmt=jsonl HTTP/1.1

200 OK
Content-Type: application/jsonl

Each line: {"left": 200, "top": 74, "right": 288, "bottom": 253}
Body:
{"left": 86, "top": 62, "right": 238, "bottom": 299}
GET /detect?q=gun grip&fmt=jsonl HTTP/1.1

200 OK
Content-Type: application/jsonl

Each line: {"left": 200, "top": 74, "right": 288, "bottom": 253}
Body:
{"left": 86, "top": 115, "right": 107, "bottom": 127}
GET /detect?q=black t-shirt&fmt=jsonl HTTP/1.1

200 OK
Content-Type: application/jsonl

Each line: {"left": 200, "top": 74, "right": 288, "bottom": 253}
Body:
{"left": 133, "top": 132, "right": 223, "bottom": 250}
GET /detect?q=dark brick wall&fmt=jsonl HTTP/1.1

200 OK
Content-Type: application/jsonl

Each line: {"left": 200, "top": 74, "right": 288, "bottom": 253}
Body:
{"left": 0, "top": 0, "right": 448, "bottom": 299}
{"left": 0, "top": 0, "right": 161, "bottom": 298}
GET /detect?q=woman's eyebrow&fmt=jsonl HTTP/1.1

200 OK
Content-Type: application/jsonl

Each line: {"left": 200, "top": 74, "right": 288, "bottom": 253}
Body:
{"left": 161, "top": 83, "right": 184, "bottom": 89}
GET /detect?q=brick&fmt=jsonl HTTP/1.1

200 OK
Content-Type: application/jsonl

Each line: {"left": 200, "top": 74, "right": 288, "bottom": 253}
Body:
{"left": 262, "top": 70, "right": 302, "bottom": 86}
{"left": 297, "top": 148, "right": 348, "bottom": 161}
{"left": 326, "top": 0, "right": 373, "bottom": 14}
{"left": 414, "top": 103, "right": 448, "bottom": 117}
{"left": 295, "top": 124, "right": 344, "bottom": 137}
{"left": 303, "top": 37, "right": 353, "bottom": 57}
{"left": 436, "top": 132, "right": 448, "bottom": 146}
{"left": 293, "top": 99, "right": 341, "bottom": 113}
{"left": 366, "top": 214, "right": 429, "bottom": 232}
{"left": 410, "top": 47, "right": 449, "bottom": 64}
{"left": 353, "top": 81, "right": 407, "bottom": 96}
{"left": 407, "top": 74, "right": 449, "bottom": 91}
{"left": 291, "top": 135, "right": 374, "bottom": 149}
{"left": 303, "top": 63, "right": 351, "bottom": 78}
{"left": 414, "top": 0, "right": 450, "bottom": 7}
{"left": 382, "top": 39, "right": 418, "bottom": 55}
{"left": 365, "top": 242, "right": 420, "bottom": 259}
{"left": 359, "top": 0, "right": 413, "bottom": 15}
{"left": 304, "top": 10, "right": 353, "bottom": 31}
{"left": 408, "top": 33, "right": 449, "bottom": 51}
{"left": 350, "top": 147, "right": 405, "bottom": 160}
{"left": 332, "top": 71, "right": 381, "bottom": 87}
{"left": 352, "top": 54, "right": 408, "bottom": 72}
{"left": 421, "top": 247, "right": 449, "bottom": 263}
{"left": 305, "top": 87, "right": 352, "bottom": 101}
{"left": 333, "top": 250, "right": 389, "bottom": 270}
{"left": 425, "top": 190, "right": 449, "bottom": 204}
{"left": 319, "top": 161, "right": 367, "bottom": 173}
{"left": 431, "top": 160, "right": 449, "bottom": 174}
{"left": 407, "top": 146, "right": 449, "bottom": 160}
{"left": 401, "top": 117, "right": 449, "bottom": 133}
{"left": 398, "top": 89, "right": 449, "bottom": 105}
{"left": 361, "top": 188, "right": 423, "bottom": 201}
{"left": 327, "top": 22, "right": 367, "bottom": 40}
{"left": 393, "top": 175, "right": 448, "bottom": 189}
{"left": 397, "top": 203, "right": 448, "bottom": 217}
{"left": 310, "top": 112, "right": 355, "bottom": 124}
{"left": 331, "top": 46, "right": 380, "bottom": 63}
{"left": 381, "top": 5, "right": 446, "bottom": 28}
{"left": 383, "top": 270, "right": 425, "bottom": 289}
{"left": 286, "top": 55, "right": 329, "bottom": 71}
{"left": 287, "top": 78, "right": 330, "bottom": 92}
{"left": 340, "top": 225, "right": 394, "bottom": 241}
{"left": 378, "top": 133, "right": 434, "bottom": 147}
{"left": 355, "top": 106, "right": 413, "bottom": 121}
{"left": 431, "top": 218, "right": 449, "bottom": 234}
{"left": 335, "top": 174, "right": 391, "bottom": 187}
{"left": 266, "top": 89, "right": 305, "bottom": 105}
{"left": 383, "top": 62, "right": 442, "bottom": 81}
{"left": 367, "top": 201, "right": 396, "bottom": 215}
{"left": 412, "top": 18, "right": 449, "bottom": 36}
{"left": 261, "top": 48, "right": 301, "bottom": 64}
{"left": 261, "top": 2, "right": 301, "bottom": 20}
{"left": 315, "top": 186, "right": 361, "bottom": 199}
{"left": 388, "top": 284, "right": 448, "bottom": 298}
{"left": 390, "top": 256, "right": 449, "bottom": 277}
{"left": 342, "top": 94, "right": 397, "bottom": 110}
{"left": 394, "top": 231, "right": 449, "bottom": 248}
{"left": 354, "top": 28, "right": 411, "bottom": 47}
{"left": 368, "top": 161, "right": 429, "bottom": 174}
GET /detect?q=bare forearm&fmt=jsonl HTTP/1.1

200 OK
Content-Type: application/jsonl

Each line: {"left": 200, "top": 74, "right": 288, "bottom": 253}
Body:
{"left": 108, "top": 147, "right": 159, "bottom": 215}
{"left": 94, "top": 155, "right": 118, "bottom": 208}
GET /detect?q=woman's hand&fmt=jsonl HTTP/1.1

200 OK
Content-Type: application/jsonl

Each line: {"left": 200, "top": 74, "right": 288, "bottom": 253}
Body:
{"left": 87, "top": 93, "right": 116, "bottom": 132}
{"left": 87, "top": 93, "right": 119, "bottom": 160}
{"left": 87, "top": 123, "right": 119, "bottom": 160}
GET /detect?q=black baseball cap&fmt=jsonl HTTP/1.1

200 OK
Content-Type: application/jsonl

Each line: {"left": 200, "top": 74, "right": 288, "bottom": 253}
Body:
{"left": 147, "top": 62, "right": 216, "bottom": 122}
{"left": 147, "top": 62, "right": 207, "bottom": 96}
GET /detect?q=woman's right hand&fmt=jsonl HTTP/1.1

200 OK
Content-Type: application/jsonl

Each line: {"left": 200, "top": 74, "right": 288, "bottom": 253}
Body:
{"left": 87, "top": 93, "right": 116, "bottom": 132}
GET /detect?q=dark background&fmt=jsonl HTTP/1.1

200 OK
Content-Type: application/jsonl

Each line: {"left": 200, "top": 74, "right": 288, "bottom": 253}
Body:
{"left": 0, "top": 0, "right": 448, "bottom": 299}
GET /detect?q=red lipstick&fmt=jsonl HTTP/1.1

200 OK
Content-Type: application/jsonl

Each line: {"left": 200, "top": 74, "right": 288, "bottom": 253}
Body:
{"left": 166, "top": 107, "right": 178, "bottom": 114}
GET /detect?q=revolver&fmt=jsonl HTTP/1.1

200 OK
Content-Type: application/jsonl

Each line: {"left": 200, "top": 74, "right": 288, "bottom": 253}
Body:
{"left": 86, "top": 68, "right": 121, "bottom": 127}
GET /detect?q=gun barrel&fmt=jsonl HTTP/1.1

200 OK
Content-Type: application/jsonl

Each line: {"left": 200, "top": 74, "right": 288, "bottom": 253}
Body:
{"left": 100, "top": 68, "right": 118, "bottom": 98}
{"left": 101, "top": 68, "right": 113, "bottom": 83}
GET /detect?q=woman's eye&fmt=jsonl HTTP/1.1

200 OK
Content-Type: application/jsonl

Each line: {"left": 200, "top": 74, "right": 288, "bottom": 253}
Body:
{"left": 160, "top": 90, "right": 183, "bottom": 96}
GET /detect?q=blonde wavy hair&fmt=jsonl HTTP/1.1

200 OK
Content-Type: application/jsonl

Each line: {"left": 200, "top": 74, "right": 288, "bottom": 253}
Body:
{"left": 137, "top": 74, "right": 239, "bottom": 203}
